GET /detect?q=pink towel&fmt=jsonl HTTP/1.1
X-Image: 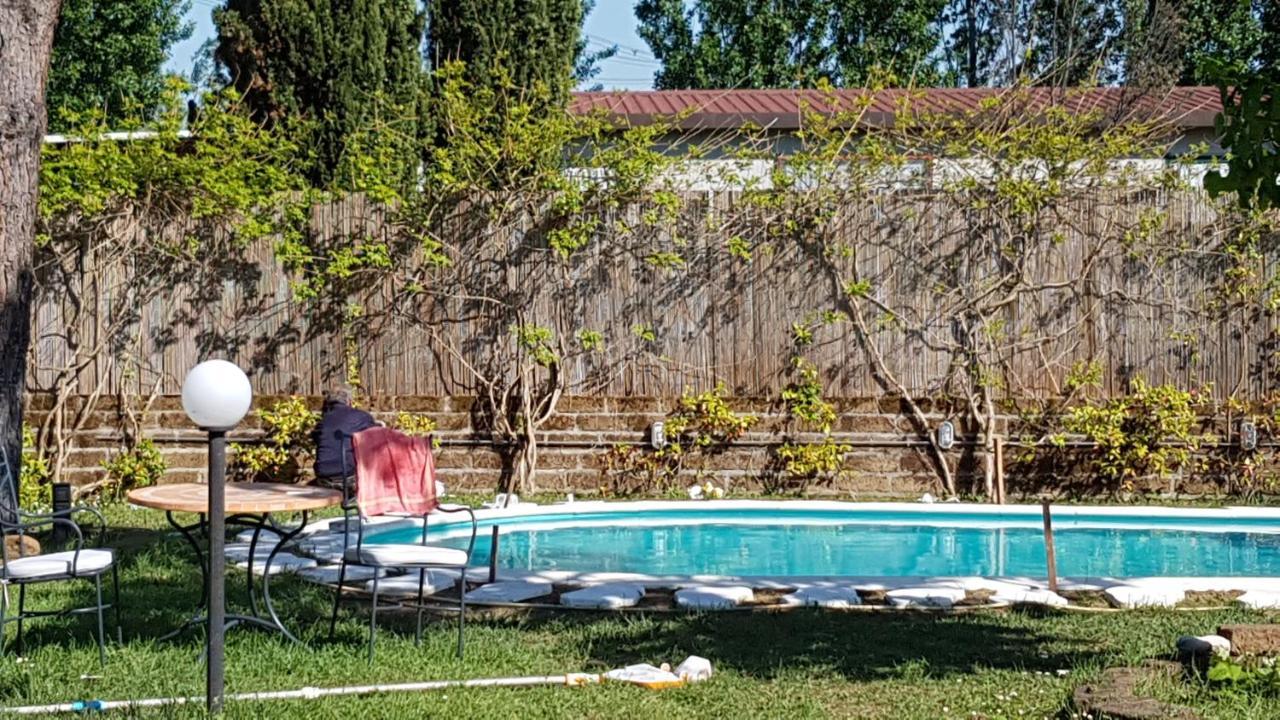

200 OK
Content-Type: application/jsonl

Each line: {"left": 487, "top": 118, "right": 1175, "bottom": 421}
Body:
{"left": 352, "top": 427, "right": 438, "bottom": 517}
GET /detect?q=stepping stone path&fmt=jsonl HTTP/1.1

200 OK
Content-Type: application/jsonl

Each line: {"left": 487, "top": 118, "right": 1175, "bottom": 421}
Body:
{"left": 1218, "top": 624, "right": 1280, "bottom": 656}
{"left": 560, "top": 583, "right": 646, "bottom": 609}
{"left": 1072, "top": 660, "right": 1198, "bottom": 720}
{"left": 297, "top": 565, "right": 386, "bottom": 585}
{"left": 234, "top": 529, "right": 281, "bottom": 544}
{"left": 464, "top": 580, "right": 554, "bottom": 604}
{"left": 295, "top": 537, "right": 347, "bottom": 563}
{"left": 366, "top": 571, "right": 459, "bottom": 597}
{"left": 674, "top": 586, "right": 754, "bottom": 610}
{"left": 992, "top": 588, "right": 1068, "bottom": 607}
{"left": 224, "top": 543, "right": 287, "bottom": 563}
{"left": 885, "top": 587, "right": 967, "bottom": 609}
{"left": 1104, "top": 585, "right": 1185, "bottom": 608}
{"left": 782, "top": 586, "right": 861, "bottom": 608}
{"left": 236, "top": 553, "right": 317, "bottom": 575}
{"left": 1235, "top": 590, "right": 1280, "bottom": 609}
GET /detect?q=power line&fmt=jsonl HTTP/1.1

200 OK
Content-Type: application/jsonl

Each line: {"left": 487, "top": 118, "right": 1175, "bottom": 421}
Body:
{"left": 584, "top": 40, "right": 660, "bottom": 63}
{"left": 584, "top": 33, "right": 657, "bottom": 60}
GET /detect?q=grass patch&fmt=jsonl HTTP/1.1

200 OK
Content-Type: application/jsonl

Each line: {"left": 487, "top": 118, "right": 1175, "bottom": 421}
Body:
{"left": 0, "top": 504, "right": 1276, "bottom": 718}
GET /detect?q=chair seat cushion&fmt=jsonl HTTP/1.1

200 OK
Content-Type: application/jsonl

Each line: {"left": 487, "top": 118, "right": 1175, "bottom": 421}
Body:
{"left": 346, "top": 544, "right": 468, "bottom": 567}
{"left": 3, "top": 549, "right": 114, "bottom": 580}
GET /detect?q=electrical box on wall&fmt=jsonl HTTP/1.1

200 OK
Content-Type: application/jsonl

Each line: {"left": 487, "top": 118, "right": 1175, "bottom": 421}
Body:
{"left": 936, "top": 421, "right": 955, "bottom": 451}
{"left": 650, "top": 421, "right": 666, "bottom": 449}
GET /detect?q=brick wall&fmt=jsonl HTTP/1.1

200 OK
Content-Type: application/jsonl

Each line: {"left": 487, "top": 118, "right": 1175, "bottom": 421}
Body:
{"left": 26, "top": 393, "right": 1254, "bottom": 498}
{"left": 25, "top": 394, "right": 983, "bottom": 498}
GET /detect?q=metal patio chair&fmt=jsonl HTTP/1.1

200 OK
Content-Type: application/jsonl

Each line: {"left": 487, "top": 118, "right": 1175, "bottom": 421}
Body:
{"left": 325, "top": 429, "right": 477, "bottom": 663}
{"left": 0, "top": 447, "right": 120, "bottom": 665}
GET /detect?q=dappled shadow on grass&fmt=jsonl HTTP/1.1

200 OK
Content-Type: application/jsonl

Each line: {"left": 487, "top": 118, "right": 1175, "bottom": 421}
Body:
{"left": 3, "top": 519, "right": 343, "bottom": 654}
{"left": 5, "top": 513, "right": 1231, "bottom": 694}
{"left": 502, "top": 609, "right": 1091, "bottom": 682}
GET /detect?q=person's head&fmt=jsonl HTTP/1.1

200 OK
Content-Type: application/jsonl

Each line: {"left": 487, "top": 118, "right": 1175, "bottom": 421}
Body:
{"left": 322, "top": 386, "right": 354, "bottom": 411}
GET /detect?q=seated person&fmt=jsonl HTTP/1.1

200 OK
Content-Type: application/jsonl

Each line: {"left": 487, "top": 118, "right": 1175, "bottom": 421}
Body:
{"left": 311, "top": 386, "right": 378, "bottom": 497}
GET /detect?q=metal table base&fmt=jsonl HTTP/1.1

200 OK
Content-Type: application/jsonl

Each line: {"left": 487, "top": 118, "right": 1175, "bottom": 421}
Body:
{"left": 161, "top": 510, "right": 313, "bottom": 647}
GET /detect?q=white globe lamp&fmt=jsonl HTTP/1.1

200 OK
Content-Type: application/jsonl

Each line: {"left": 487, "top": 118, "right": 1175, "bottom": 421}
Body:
{"left": 181, "top": 360, "right": 252, "bottom": 431}
{"left": 180, "top": 359, "right": 251, "bottom": 713}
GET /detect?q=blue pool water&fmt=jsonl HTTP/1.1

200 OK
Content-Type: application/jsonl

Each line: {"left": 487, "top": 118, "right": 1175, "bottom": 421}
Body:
{"left": 365, "top": 506, "right": 1280, "bottom": 578}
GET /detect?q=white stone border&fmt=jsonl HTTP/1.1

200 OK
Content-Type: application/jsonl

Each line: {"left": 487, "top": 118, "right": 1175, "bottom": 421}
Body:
{"left": 404, "top": 499, "right": 1280, "bottom": 540}
{"left": 299, "top": 500, "right": 1280, "bottom": 609}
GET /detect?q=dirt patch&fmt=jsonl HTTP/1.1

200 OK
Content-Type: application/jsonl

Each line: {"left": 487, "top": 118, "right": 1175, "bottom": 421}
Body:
{"left": 856, "top": 588, "right": 888, "bottom": 605}
{"left": 956, "top": 589, "right": 996, "bottom": 607}
{"left": 1072, "top": 661, "right": 1198, "bottom": 720}
{"left": 635, "top": 589, "right": 675, "bottom": 610}
{"left": 747, "top": 588, "right": 795, "bottom": 606}
{"left": 1177, "top": 590, "right": 1244, "bottom": 608}
{"left": 1061, "top": 589, "right": 1112, "bottom": 608}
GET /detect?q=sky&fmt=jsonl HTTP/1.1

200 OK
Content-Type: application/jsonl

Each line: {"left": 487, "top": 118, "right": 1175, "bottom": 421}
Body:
{"left": 163, "top": 0, "right": 658, "bottom": 90}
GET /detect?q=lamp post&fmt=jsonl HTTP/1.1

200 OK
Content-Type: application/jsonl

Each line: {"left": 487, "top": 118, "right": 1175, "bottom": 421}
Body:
{"left": 181, "top": 360, "right": 252, "bottom": 715}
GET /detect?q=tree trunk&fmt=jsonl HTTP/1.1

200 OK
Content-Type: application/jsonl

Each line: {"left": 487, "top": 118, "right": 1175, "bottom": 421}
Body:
{"left": 0, "top": 0, "right": 62, "bottom": 520}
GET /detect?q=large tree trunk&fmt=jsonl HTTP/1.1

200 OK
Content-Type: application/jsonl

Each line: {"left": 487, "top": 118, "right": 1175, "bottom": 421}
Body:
{"left": 0, "top": 0, "right": 62, "bottom": 521}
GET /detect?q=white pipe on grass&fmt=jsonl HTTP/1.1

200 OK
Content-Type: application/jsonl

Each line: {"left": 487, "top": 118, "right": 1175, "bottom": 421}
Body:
{"left": 1, "top": 673, "right": 604, "bottom": 715}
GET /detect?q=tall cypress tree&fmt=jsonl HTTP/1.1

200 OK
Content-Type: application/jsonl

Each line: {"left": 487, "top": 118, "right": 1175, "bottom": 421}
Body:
{"left": 427, "top": 0, "right": 583, "bottom": 101}
{"left": 215, "top": 0, "right": 427, "bottom": 186}
{"left": 634, "top": 0, "right": 946, "bottom": 89}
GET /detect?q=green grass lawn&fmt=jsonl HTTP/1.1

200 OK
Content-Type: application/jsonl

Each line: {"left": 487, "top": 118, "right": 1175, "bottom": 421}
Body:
{"left": 0, "top": 504, "right": 1277, "bottom": 718}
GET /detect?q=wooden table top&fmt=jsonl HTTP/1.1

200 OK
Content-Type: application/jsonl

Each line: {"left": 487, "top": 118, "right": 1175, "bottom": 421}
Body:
{"left": 127, "top": 483, "right": 343, "bottom": 514}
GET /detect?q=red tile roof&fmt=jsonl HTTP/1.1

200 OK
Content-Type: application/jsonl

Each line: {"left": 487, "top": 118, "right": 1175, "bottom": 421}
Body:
{"left": 570, "top": 87, "right": 1223, "bottom": 130}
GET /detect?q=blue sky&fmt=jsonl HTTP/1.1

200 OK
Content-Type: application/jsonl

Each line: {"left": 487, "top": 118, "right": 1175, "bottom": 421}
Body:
{"left": 164, "top": 0, "right": 657, "bottom": 90}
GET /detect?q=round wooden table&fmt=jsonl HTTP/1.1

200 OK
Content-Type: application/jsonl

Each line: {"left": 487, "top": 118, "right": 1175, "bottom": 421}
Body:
{"left": 127, "top": 482, "right": 343, "bottom": 644}
{"left": 128, "top": 482, "right": 342, "bottom": 515}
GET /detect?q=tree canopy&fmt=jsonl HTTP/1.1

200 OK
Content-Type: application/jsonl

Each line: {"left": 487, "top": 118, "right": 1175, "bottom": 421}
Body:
{"left": 214, "top": 0, "right": 428, "bottom": 186}
{"left": 46, "top": 0, "right": 190, "bottom": 129}
{"left": 427, "top": 0, "right": 585, "bottom": 101}
{"left": 638, "top": 0, "right": 1280, "bottom": 89}
{"left": 634, "top": 0, "right": 947, "bottom": 88}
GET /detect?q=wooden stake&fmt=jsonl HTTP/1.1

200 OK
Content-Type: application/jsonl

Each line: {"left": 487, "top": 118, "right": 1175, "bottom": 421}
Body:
{"left": 488, "top": 525, "right": 500, "bottom": 584}
{"left": 1041, "top": 498, "right": 1058, "bottom": 593}
{"left": 994, "top": 437, "right": 1006, "bottom": 505}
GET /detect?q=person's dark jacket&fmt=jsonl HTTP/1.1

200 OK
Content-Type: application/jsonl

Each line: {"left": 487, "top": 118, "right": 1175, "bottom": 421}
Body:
{"left": 312, "top": 404, "right": 378, "bottom": 479}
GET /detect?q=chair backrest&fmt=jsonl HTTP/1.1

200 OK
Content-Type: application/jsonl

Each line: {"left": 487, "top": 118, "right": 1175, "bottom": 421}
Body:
{"left": 0, "top": 444, "right": 20, "bottom": 529}
{"left": 337, "top": 427, "right": 438, "bottom": 551}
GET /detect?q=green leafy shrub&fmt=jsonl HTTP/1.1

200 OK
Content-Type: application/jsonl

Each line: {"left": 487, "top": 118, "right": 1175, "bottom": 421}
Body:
{"left": 1057, "top": 378, "right": 1207, "bottom": 488}
{"left": 603, "top": 384, "right": 757, "bottom": 496}
{"left": 101, "top": 439, "right": 166, "bottom": 500}
{"left": 780, "top": 358, "right": 836, "bottom": 432}
{"left": 1208, "top": 655, "right": 1280, "bottom": 697}
{"left": 769, "top": 358, "right": 848, "bottom": 495}
{"left": 232, "top": 396, "right": 320, "bottom": 482}
{"left": 392, "top": 412, "right": 437, "bottom": 437}
{"left": 19, "top": 424, "right": 52, "bottom": 511}
{"left": 665, "top": 383, "right": 758, "bottom": 448}
{"left": 769, "top": 437, "right": 851, "bottom": 495}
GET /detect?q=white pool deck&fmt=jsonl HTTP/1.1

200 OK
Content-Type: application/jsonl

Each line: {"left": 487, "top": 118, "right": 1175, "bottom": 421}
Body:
{"left": 278, "top": 500, "right": 1280, "bottom": 609}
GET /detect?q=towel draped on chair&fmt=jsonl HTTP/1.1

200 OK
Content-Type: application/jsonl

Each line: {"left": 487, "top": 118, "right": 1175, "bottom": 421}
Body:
{"left": 352, "top": 428, "right": 438, "bottom": 517}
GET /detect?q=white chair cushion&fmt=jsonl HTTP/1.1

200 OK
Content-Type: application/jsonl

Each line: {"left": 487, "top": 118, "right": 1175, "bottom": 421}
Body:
{"left": 346, "top": 544, "right": 468, "bottom": 568}
{"left": 3, "top": 549, "right": 114, "bottom": 580}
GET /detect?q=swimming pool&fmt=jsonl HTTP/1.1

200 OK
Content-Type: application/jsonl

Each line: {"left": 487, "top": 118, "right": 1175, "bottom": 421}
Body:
{"left": 363, "top": 501, "right": 1280, "bottom": 579}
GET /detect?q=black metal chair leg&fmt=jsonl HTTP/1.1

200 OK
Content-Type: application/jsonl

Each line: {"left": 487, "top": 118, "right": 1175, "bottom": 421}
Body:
{"left": 94, "top": 574, "right": 106, "bottom": 666}
{"left": 0, "top": 582, "right": 8, "bottom": 655}
{"left": 246, "top": 518, "right": 265, "bottom": 618}
{"left": 15, "top": 582, "right": 25, "bottom": 655}
{"left": 457, "top": 577, "right": 466, "bottom": 659}
{"left": 368, "top": 575, "right": 379, "bottom": 665}
{"left": 328, "top": 560, "right": 348, "bottom": 641}
{"left": 415, "top": 569, "right": 426, "bottom": 647}
{"left": 111, "top": 563, "right": 122, "bottom": 644}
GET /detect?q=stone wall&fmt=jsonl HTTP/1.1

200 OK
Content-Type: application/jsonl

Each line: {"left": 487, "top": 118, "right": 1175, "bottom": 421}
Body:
{"left": 27, "top": 393, "right": 1258, "bottom": 498}
{"left": 25, "top": 394, "right": 988, "bottom": 498}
